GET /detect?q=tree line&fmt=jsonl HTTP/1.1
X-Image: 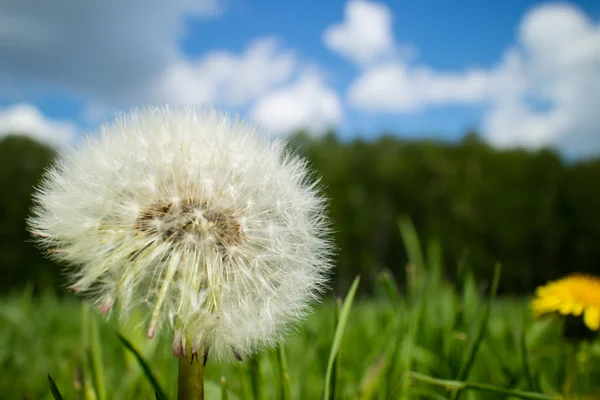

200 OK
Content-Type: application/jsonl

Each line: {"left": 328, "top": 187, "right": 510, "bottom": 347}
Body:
{"left": 1, "top": 132, "right": 599, "bottom": 295}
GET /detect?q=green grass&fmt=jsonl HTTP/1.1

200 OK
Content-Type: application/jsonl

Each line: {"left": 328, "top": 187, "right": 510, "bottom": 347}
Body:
{"left": 1, "top": 282, "right": 599, "bottom": 399}
{"left": 2, "top": 221, "right": 600, "bottom": 399}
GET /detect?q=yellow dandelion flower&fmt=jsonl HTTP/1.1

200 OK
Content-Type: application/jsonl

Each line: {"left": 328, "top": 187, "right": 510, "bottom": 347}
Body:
{"left": 531, "top": 274, "right": 600, "bottom": 331}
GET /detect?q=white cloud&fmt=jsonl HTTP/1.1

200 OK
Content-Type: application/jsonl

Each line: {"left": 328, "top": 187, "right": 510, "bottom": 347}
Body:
{"left": 251, "top": 73, "right": 343, "bottom": 135}
{"left": 0, "top": 0, "right": 345, "bottom": 136}
{"left": 155, "top": 38, "right": 297, "bottom": 106}
{"left": 348, "top": 64, "right": 490, "bottom": 112}
{"left": 0, "top": 1, "right": 324, "bottom": 129}
{"left": 484, "top": 3, "right": 600, "bottom": 154}
{"left": 343, "top": 2, "right": 600, "bottom": 155}
{"left": 0, "top": 104, "right": 77, "bottom": 147}
{"left": 323, "top": 0, "right": 399, "bottom": 66}
{"left": 0, "top": 0, "right": 220, "bottom": 105}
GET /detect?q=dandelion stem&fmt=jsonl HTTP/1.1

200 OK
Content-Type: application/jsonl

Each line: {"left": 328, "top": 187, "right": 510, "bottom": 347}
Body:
{"left": 178, "top": 347, "right": 205, "bottom": 400}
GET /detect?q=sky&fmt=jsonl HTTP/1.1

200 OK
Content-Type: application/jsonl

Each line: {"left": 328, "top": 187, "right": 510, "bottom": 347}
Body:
{"left": 1, "top": 0, "right": 600, "bottom": 157}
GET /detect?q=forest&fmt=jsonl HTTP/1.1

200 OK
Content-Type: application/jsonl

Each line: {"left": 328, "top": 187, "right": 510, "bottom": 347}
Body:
{"left": 2, "top": 131, "right": 599, "bottom": 296}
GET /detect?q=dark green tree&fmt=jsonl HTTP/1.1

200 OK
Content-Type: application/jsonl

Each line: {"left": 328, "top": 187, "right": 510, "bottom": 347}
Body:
{"left": 0, "top": 135, "right": 59, "bottom": 294}
{"left": 2, "top": 130, "right": 600, "bottom": 296}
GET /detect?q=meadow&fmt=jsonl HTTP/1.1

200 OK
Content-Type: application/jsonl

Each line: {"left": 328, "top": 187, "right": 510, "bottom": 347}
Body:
{"left": 2, "top": 221, "right": 598, "bottom": 400}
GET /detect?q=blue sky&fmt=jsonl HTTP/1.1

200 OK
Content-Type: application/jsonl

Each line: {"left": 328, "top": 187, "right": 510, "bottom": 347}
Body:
{"left": 1, "top": 0, "right": 599, "bottom": 156}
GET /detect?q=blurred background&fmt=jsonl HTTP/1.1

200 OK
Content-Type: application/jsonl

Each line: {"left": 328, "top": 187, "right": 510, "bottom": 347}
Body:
{"left": 1, "top": 0, "right": 599, "bottom": 296}
{"left": 3, "top": 129, "right": 600, "bottom": 296}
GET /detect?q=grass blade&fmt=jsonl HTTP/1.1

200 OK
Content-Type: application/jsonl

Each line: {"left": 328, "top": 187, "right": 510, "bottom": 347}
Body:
{"left": 117, "top": 333, "right": 168, "bottom": 400}
{"left": 384, "top": 328, "right": 404, "bottom": 397}
{"left": 323, "top": 275, "right": 361, "bottom": 400}
{"left": 47, "top": 375, "right": 64, "bottom": 400}
{"left": 378, "top": 270, "right": 402, "bottom": 304}
{"left": 410, "top": 387, "right": 452, "bottom": 400}
{"left": 221, "top": 377, "right": 229, "bottom": 400}
{"left": 249, "top": 355, "right": 262, "bottom": 400}
{"left": 329, "top": 297, "right": 342, "bottom": 400}
{"left": 451, "top": 263, "right": 501, "bottom": 400}
{"left": 80, "top": 304, "right": 95, "bottom": 399}
{"left": 277, "top": 345, "right": 292, "bottom": 400}
{"left": 88, "top": 314, "right": 106, "bottom": 400}
{"left": 519, "top": 327, "right": 538, "bottom": 392}
{"left": 398, "top": 215, "right": 426, "bottom": 297}
{"left": 397, "top": 215, "right": 426, "bottom": 272}
{"left": 408, "top": 371, "right": 559, "bottom": 400}
{"left": 357, "top": 355, "right": 386, "bottom": 400}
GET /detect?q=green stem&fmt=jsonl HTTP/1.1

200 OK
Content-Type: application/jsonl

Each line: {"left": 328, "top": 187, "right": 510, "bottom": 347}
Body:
{"left": 566, "top": 342, "right": 581, "bottom": 400}
{"left": 220, "top": 376, "right": 229, "bottom": 400}
{"left": 249, "top": 355, "right": 262, "bottom": 400}
{"left": 407, "top": 371, "right": 560, "bottom": 400}
{"left": 277, "top": 345, "right": 292, "bottom": 400}
{"left": 178, "top": 347, "right": 205, "bottom": 400}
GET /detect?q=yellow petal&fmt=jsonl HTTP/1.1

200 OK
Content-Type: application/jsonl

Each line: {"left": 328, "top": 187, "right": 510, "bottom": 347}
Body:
{"left": 558, "top": 302, "right": 573, "bottom": 315}
{"left": 531, "top": 296, "right": 562, "bottom": 316}
{"left": 583, "top": 307, "right": 600, "bottom": 331}
{"left": 571, "top": 303, "right": 584, "bottom": 317}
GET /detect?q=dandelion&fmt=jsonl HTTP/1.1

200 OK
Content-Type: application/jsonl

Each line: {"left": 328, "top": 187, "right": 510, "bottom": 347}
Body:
{"left": 531, "top": 274, "right": 600, "bottom": 341}
{"left": 29, "top": 106, "right": 333, "bottom": 396}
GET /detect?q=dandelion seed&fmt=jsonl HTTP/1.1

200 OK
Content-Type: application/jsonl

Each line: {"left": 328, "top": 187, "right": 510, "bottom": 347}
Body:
{"left": 29, "top": 106, "right": 333, "bottom": 362}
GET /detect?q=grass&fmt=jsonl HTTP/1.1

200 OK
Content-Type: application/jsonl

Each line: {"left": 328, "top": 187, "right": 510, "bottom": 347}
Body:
{"left": 2, "top": 221, "right": 600, "bottom": 399}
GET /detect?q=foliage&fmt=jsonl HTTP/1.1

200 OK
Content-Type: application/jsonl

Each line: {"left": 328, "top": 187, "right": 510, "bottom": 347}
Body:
{"left": 2, "top": 227, "right": 599, "bottom": 399}
{"left": 2, "top": 132, "right": 600, "bottom": 296}
{"left": 0, "top": 136, "right": 58, "bottom": 294}
{"left": 290, "top": 132, "right": 600, "bottom": 293}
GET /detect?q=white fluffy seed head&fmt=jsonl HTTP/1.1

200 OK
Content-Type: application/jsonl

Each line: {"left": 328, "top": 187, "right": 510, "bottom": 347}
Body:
{"left": 29, "top": 106, "right": 333, "bottom": 362}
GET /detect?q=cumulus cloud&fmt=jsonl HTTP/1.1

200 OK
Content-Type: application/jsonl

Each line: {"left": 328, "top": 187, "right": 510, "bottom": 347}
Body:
{"left": 0, "top": 0, "right": 219, "bottom": 104}
{"left": 348, "top": 64, "right": 490, "bottom": 112}
{"left": 155, "top": 38, "right": 296, "bottom": 106}
{"left": 323, "top": 0, "right": 400, "bottom": 66}
{"left": 0, "top": 104, "right": 77, "bottom": 147}
{"left": 251, "top": 73, "right": 343, "bottom": 135}
{"left": 341, "top": 2, "right": 600, "bottom": 155}
{"left": 0, "top": 0, "right": 304, "bottom": 117}
{"left": 0, "top": 0, "right": 341, "bottom": 135}
{"left": 484, "top": 3, "right": 600, "bottom": 154}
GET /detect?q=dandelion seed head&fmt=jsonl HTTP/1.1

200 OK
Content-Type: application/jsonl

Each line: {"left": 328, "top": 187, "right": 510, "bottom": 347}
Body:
{"left": 29, "top": 106, "right": 333, "bottom": 361}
